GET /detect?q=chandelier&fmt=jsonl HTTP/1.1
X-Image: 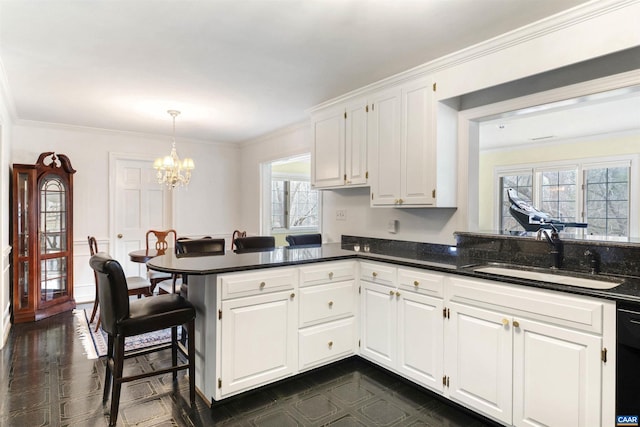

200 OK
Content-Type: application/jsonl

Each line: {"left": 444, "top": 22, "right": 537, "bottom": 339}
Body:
{"left": 153, "top": 110, "right": 195, "bottom": 189}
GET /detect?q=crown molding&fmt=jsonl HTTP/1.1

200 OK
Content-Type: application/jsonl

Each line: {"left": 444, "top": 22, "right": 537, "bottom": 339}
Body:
{"left": 13, "top": 118, "right": 238, "bottom": 149}
{"left": 239, "top": 119, "right": 310, "bottom": 148}
{"left": 308, "top": 0, "right": 639, "bottom": 113}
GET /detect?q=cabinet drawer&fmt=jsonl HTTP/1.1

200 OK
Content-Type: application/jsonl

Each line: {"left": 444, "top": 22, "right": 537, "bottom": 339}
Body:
{"left": 299, "top": 280, "right": 355, "bottom": 327}
{"left": 220, "top": 268, "right": 297, "bottom": 300}
{"left": 447, "top": 275, "right": 605, "bottom": 333}
{"left": 397, "top": 268, "right": 444, "bottom": 297}
{"left": 299, "top": 317, "right": 355, "bottom": 371}
{"left": 299, "top": 261, "right": 355, "bottom": 287}
{"left": 360, "top": 262, "right": 396, "bottom": 286}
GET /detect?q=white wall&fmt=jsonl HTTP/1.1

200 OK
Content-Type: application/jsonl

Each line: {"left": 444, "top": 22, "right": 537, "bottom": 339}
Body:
{"left": 238, "top": 0, "right": 640, "bottom": 247}
{"left": 238, "top": 122, "right": 311, "bottom": 235}
{"left": 10, "top": 123, "right": 241, "bottom": 302}
{"left": 0, "top": 75, "right": 12, "bottom": 347}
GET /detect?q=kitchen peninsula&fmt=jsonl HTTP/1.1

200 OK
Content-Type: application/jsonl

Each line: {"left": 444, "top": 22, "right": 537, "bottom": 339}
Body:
{"left": 147, "top": 236, "right": 640, "bottom": 426}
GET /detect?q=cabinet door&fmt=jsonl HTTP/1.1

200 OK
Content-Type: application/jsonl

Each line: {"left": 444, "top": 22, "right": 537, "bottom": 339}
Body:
{"left": 345, "top": 100, "right": 368, "bottom": 186}
{"left": 311, "top": 105, "right": 345, "bottom": 188}
{"left": 513, "top": 318, "right": 602, "bottom": 427}
{"left": 401, "top": 77, "right": 435, "bottom": 205}
{"left": 220, "top": 290, "right": 297, "bottom": 397}
{"left": 360, "top": 281, "right": 396, "bottom": 368}
{"left": 369, "top": 87, "right": 402, "bottom": 206}
{"left": 446, "top": 302, "right": 513, "bottom": 425}
{"left": 397, "top": 290, "right": 444, "bottom": 393}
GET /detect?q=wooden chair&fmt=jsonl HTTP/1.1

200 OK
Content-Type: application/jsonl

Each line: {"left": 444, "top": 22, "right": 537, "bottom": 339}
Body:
{"left": 87, "top": 236, "right": 151, "bottom": 331}
{"left": 89, "top": 252, "right": 196, "bottom": 426}
{"left": 145, "top": 229, "right": 177, "bottom": 292}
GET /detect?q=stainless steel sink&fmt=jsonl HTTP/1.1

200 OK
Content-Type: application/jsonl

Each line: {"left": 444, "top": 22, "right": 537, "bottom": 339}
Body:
{"left": 471, "top": 265, "right": 622, "bottom": 289}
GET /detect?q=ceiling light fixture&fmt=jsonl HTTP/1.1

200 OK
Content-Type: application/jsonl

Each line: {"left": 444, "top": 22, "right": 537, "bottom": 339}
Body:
{"left": 153, "top": 110, "right": 195, "bottom": 189}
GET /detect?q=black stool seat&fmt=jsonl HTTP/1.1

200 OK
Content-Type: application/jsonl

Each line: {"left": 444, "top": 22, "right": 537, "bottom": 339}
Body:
{"left": 116, "top": 294, "right": 194, "bottom": 337}
{"left": 89, "top": 252, "right": 196, "bottom": 427}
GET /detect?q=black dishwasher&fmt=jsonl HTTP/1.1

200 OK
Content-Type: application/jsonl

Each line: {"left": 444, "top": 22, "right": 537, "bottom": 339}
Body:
{"left": 617, "top": 302, "right": 640, "bottom": 414}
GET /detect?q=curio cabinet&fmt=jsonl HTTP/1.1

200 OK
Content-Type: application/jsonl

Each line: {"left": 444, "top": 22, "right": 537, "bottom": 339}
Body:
{"left": 12, "top": 152, "right": 76, "bottom": 322}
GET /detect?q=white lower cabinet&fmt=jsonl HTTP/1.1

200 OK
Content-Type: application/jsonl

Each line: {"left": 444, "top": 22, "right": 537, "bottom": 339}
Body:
{"left": 446, "top": 301, "right": 514, "bottom": 424}
{"left": 444, "top": 275, "right": 612, "bottom": 427}
{"left": 201, "top": 259, "right": 614, "bottom": 427}
{"left": 512, "top": 317, "right": 602, "bottom": 427}
{"left": 298, "top": 261, "right": 358, "bottom": 371}
{"left": 360, "top": 263, "right": 445, "bottom": 393}
{"left": 217, "top": 268, "right": 298, "bottom": 399}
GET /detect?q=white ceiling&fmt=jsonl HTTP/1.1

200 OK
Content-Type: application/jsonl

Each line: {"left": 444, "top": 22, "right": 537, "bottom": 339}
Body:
{"left": 479, "top": 88, "right": 640, "bottom": 150}
{"left": 0, "top": 0, "right": 593, "bottom": 143}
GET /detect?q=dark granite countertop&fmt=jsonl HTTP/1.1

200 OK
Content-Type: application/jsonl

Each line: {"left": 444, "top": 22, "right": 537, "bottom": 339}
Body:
{"left": 147, "top": 242, "right": 640, "bottom": 304}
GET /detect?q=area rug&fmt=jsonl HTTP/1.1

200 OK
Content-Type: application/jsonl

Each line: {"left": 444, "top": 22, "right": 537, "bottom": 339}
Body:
{"left": 79, "top": 309, "right": 181, "bottom": 359}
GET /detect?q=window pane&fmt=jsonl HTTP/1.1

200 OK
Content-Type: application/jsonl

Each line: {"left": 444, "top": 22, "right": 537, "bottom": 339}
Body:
{"left": 289, "top": 180, "right": 319, "bottom": 228}
{"left": 585, "top": 166, "right": 629, "bottom": 237}
{"left": 499, "top": 174, "right": 532, "bottom": 233}
{"left": 540, "top": 169, "right": 577, "bottom": 221}
{"left": 271, "top": 180, "right": 286, "bottom": 229}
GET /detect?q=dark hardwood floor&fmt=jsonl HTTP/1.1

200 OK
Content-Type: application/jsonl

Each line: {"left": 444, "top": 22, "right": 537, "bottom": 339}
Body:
{"left": 0, "top": 305, "right": 498, "bottom": 426}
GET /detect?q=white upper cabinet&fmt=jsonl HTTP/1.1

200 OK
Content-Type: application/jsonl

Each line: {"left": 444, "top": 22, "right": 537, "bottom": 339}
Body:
{"left": 368, "top": 86, "right": 402, "bottom": 205}
{"left": 369, "top": 77, "right": 457, "bottom": 207}
{"left": 311, "top": 105, "right": 345, "bottom": 188}
{"left": 311, "top": 98, "right": 368, "bottom": 189}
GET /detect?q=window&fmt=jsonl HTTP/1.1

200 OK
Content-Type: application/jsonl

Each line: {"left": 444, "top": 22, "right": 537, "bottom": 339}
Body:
{"left": 262, "top": 154, "right": 320, "bottom": 234}
{"left": 497, "top": 157, "right": 633, "bottom": 237}
{"left": 271, "top": 179, "right": 319, "bottom": 230}
{"left": 499, "top": 172, "right": 532, "bottom": 232}
{"left": 584, "top": 165, "right": 629, "bottom": 236}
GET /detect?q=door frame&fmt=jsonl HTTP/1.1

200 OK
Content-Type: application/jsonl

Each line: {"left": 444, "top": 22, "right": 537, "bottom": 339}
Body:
{"left": 108, "top": 151, "right": 174, "bottom": 263}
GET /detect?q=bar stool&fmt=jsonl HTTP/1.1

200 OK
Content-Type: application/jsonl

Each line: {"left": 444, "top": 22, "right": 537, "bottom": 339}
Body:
{"left": 87, "top": 236, "right": 151, "bottom": 331}
{"left": 285, "top": 233, "right": 322, "bottom": 247}
{"left": 233, "top": 236, "right": 275, "bottom": 253}
{"left": 89, "top": 252, "right": 196, "bottom": 426}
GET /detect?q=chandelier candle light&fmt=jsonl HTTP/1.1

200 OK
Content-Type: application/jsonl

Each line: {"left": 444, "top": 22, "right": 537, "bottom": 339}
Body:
{"left": 153, "top": 110, "right": 195, "bottom": 189}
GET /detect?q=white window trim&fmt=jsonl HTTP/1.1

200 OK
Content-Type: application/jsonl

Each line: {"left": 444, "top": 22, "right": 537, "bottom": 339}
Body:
{"left": 494, "top": 154, "right": 639, "bottom": 237}
{"left": 261, "top": 155, "right": 322, "bottom": 235}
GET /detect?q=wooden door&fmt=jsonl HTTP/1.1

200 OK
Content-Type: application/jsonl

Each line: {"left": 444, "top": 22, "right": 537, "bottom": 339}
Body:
{"left": 113, "top": 158, "right": 171, "bottom": 277}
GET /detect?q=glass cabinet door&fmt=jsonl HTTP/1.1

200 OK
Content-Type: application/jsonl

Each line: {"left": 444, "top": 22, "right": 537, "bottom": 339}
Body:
{"left": 39, "top": 174, "right": 69, "bottom": 302}
{"left": 16, "top": 171, "right": 31, "bottom": 311}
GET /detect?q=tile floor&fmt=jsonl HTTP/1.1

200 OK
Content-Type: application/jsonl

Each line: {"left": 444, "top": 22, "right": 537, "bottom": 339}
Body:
{"left": 0, "top": 306, "right": 498, "bottom": 426}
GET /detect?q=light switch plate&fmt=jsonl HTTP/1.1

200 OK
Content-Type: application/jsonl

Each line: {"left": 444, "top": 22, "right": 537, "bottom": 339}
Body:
{"left": 387, "top": 219, "right": 398, "bottom": 233}
{"left": 336, "top": 209, "right": 347, "bottom": 221}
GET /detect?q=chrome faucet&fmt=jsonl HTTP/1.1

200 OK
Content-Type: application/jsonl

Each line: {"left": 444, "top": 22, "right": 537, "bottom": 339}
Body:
{"left": 536, "top": 225, "right": 562, "bottom": 269}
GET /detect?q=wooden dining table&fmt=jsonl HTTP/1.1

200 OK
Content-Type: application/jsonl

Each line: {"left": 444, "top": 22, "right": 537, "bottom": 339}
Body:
{"left": 128, "top": 248, "right": 171, "bottom": 264}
